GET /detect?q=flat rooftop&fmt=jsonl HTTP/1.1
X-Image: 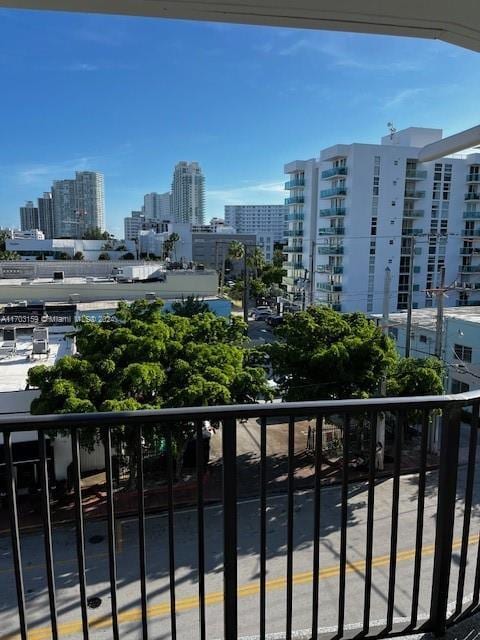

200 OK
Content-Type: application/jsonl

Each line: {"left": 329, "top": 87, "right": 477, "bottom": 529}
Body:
{"left": 372, "top": 306, "right": 480, "bottom": 331}
{"left": 0, "top": 331, "right": 73, "bottom": 392}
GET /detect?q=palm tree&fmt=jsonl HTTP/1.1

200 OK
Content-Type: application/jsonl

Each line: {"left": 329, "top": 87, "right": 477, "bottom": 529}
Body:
{"left": 228, "top": 240, "right": 245, "bottom": 261}
{"left": 169, "top": 233, "right": 180, "bottom": 261}
{"left": 247, "top": 247, "right": 266, "bottom": 278}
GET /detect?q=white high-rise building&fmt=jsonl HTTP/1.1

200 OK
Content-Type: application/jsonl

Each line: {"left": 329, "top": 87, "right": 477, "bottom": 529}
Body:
{"left": 144, "top": 192, "right": 171, "bottom": 220}
{"left": 224, "top": 204, "right": 287, "bottom": 262}
{"left": 19, "top": 201, "right": 39, "bottom": 231}
{"left": 74, "top": 171, "right": 105, "bottom": 234}
{"left": 171, "top": 162, "right": 205, "bottom": 225}
{"left": 284, "top": 127, "right": 480, "bottom": 313}
{"left": 52, "top": 172, "right": 105, "bottom": 238}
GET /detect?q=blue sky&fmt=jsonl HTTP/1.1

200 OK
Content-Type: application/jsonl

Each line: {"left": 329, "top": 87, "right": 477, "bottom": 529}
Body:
{"left": 1, "top": 9, "right": 480, "bottom": 237}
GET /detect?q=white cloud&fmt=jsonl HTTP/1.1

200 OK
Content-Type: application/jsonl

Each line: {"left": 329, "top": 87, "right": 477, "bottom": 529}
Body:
{"left": 383, "top": 87, "right": 426, "bottom": 109}
{"left": 15, "top": 156, "right": 100, "bottom": 186}
{"left": 66, "top": 63, "right": 99, "bottom": 72}
{"left": 275, "top": 37, "right": 420, "bottom": 71}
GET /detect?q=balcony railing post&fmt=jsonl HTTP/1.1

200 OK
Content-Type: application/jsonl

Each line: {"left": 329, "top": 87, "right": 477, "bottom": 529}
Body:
{"left": 222, "top": 418, "right": 238, "bottom": 639}
{"left": 429, "top": 404, "right": 461, "bottom": 636}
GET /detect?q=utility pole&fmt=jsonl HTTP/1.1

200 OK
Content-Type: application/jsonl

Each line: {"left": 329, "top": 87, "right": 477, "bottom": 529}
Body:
{"left": 434, "top": 266, "right": 446, "bottom": 358}
{"left": 376, "top": 266, "right": 391, "bottom": 471}
{"left": 243, "top": 248, "right": 249, "bottom": 324}
{"left": 309, "top": 240, "right": 315, "bottom": 308}
{"left": 405, "top": 237, "right": 415, "bottom": 357}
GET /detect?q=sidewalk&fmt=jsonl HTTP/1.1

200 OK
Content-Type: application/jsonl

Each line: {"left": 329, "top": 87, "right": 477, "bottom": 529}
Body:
{"left": 0, "top": 418, "right": 439, "bottom": 535}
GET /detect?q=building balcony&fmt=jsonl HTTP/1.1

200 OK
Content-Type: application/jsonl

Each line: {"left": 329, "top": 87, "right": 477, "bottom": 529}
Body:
{"left": 319, "top": 207, "right": 346, "bottom": 217}
{"left": 285, "top": 177, "right": 305, "bottom": 189}
{"left": 318, "top": 245, "right": 344, "bottom": 255}
{"left": 466, "top": 174, "right": 480, "bottom": 183}
{"left": 402, "top": 229, "right": 424, "bottom": 236}
{"left": 321, "top": 166, "right": 348, "bottom": 179}
{"left": 457, "top": 298, "right": 480, "bottom": 306}
{"left": 286, "top": 212, "right": 305, "bottom": 222}
{"left": 2, "top": 392, "right": 480, "bottom": 640}
{"left": 459, "top": 265, "right": 480, "bottom": 272}
{"left": 285, "top": 195, "right": 305, "bottom": 205}
{"left": 317, "top": 282, "right": 343, "bottom": 292}
{"left": 459, "top": 248, "right": 476, "bottom": 256}
{"left": 285, "top": 229, "right": 304, "bottom": 237}
{"left": 462, "top": 229, "right": 480, "bottom": 237}
{"left": 284, "top": 245, "right": 304, "bottom": 253}
{"left": 282, "top": 276, "right": 296, "bottom": 286}
{"left": 320, "top": 187, "right": 347, "bottom": 198}
{"left": 403, "top": 209, "right": 424, "bottom": 218}
{"left": 284, "top": 261, "right": 305, "bottom": 269}
{"left": 404, "top": 190, "right": 426, "bottom": 199}
{"left": 405, "top": 169, "right": 427, "bottom": 180}
{"left": 317, "top": 265, "right": 344, "bottom": 274}
{"left": 465, "top": 193, "right": 480, "bottom": 201}
{"left": 318, "top": 227, "right": 345, "bottom": 236}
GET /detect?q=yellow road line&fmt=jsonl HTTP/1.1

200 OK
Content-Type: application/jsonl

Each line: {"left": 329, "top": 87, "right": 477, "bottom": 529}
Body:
{"left": 2, "top": 533, "right": 478, "bottom": 640}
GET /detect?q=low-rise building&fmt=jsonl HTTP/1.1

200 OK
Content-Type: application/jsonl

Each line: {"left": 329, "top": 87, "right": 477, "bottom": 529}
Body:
{"left": 372, "top": 305, "right": 480, "bottom": 393}
{"left": 5, "top": 237, "right": 136, "bottom": 261}
{"left": 192, "top": 231, "right": 256, "bottom": 275}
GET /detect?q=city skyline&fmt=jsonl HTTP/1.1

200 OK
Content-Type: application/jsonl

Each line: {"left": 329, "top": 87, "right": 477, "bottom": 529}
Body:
{"left": 1, "top": 9, "right": 480, "bottom": 236}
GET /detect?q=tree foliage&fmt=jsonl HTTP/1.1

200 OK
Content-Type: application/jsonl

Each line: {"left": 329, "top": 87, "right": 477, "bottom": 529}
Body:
{"left": 82, "top": 227, "right": 110, "bottom": 240}
{"left": 268, "top": 306, "right": 397, "bottom": 401}
{"left": 171, "top": 296, "right": 209, "bottom": 317}
{"left": 28, "top": 301, "right": 271, "bottom": 469}
{"left": 387, "top": 357, "right": 444, "bottom": 397}
{"left": 98, "top": 252, "right": 111, "bottom": 261}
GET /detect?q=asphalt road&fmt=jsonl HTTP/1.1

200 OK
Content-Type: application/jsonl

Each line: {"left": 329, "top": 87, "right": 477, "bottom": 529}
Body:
{"left": 1, "top": 434, "right": 480, "bottom": 640}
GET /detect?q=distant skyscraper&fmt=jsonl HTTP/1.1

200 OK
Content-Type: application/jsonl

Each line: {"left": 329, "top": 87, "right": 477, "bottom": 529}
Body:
{"left": 37, "top": 192, "right": 54, "bottom": 239}
{"left": 19, "top": 201, "right": 39, "bottom": 231}
{"left": 171, "top": 161, "right": 205, "bottom": 225}
{"left": 144, "top": 192, "right": 171, "bottom": 220}
{"left": 52, "top": 171, "right": 105, "bottom": 238}
{"left": 52, "top": 179, "right": 76, "bottom": 238}
{"left": 74, "top": 171, "right": 105, "bottom": 235}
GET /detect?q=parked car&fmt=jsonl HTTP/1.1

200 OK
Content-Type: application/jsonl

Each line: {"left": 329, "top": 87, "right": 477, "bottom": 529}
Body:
{"left": 265, "top": 315, "right": 284, "bottom": 327}
{"left": 252, "top": 311, "right": 272, "bottom": 321}
{"left": 249, "top": 306, "right": 272, "bottom": 318}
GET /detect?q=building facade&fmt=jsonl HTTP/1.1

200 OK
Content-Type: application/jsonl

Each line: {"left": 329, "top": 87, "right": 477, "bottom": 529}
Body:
{"left": 38, "top": 192, "right": 54, "bottom": 239}
{"left": 171, "top": 161, "right": 205, "bottom": 225}
{"left": 284, "top": 127, "right": 480, "bottom": 313}
{"left": 374, "top": 306, "right": 480, "bottom": 394}
{"left": 19, "top": 201, "right": 39, "bottom": 231}
{"left": 192, "top": 231, "right": 256, "bottom": 275}
{"left": 51, "top": 172, "right": 104, "bottom": 238}
{"left": 144, "top": 192, "right": 171, "bottom": 220}
{"left": 224, "top": 204, "right": 287, "bottom": 262}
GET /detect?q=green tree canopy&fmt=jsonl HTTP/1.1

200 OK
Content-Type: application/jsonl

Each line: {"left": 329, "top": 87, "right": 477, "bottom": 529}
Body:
{"left": 27, "top": 300, "right": 271, "bottom": 473}
{"left": 98, "top": 252, "right": 111, "bottom": 261}
{"left": 387, "top": 357, "right": 444, "bottom": 397}
{"left": 82, "top": 227, "right": 110, "bottom": 240}
{"left": 268, "top": 306, "right": 397, "bottom": 401}
{"left": 171, "top": 296, "right": 209, "bottom": 317}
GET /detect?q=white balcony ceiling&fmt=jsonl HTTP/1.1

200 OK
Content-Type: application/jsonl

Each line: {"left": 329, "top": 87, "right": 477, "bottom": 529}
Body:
{"left": 1, "top": 0, "right": 480, "bottom": 53}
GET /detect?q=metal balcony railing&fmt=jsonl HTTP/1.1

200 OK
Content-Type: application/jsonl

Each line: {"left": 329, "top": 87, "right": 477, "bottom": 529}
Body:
{"left": 1, "top": 393, "right": 480, "bottom": 640}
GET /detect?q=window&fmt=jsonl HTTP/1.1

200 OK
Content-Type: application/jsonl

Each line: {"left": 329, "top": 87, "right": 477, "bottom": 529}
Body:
{"left": 451, "top": 379, "right": 470, "bottom": 394}
{"left": 454, "top": 344, "right": 472, "bottom": 363}
{"left": 420, "top": 335, "right": 427, "bottom": 343}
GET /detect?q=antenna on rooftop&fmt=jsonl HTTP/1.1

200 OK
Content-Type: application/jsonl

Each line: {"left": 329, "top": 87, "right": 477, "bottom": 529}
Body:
{"left": 387, "top": 122, "right": 397, "bottom": 140}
